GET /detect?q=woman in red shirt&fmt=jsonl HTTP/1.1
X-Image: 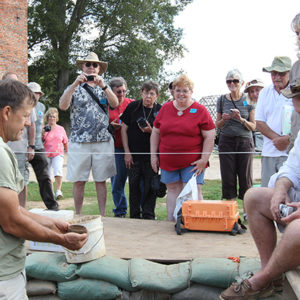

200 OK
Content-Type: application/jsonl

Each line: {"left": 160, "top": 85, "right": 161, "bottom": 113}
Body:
{"left": 150, "top": 74, "right": 215, "bottom": 221}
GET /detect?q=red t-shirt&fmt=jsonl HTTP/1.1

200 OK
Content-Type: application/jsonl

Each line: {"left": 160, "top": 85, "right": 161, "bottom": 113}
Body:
{"left": 154, "top": 101, "right": 215, "bottom": 171}
{"left": 109, "top": 98, "right": 134, "bottom": 148}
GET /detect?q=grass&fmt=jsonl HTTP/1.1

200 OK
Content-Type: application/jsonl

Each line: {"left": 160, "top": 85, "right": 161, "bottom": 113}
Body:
{"left": 27, "top": 179, "right": 260, "bottom": 221}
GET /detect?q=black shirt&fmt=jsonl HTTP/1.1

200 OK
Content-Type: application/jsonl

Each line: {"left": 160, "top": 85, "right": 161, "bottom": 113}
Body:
{"left": 121, "top": 100, "right": 161, "bottom": 161}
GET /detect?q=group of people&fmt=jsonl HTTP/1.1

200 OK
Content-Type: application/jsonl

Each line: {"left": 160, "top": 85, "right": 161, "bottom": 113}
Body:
{"left": 1, "top": 10, "right": 300, "bottom": 300}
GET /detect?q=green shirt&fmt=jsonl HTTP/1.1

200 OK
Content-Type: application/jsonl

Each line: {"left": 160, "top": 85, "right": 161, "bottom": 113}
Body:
{"left": 0, "top": 137, "right": 25, "bottom": 280}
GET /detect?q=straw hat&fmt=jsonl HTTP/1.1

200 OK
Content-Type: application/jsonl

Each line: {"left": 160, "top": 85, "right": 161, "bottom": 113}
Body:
{"left": 244, "top": 79, "right": 264, "bottom": 93}
{"left": 76, "top": 52, "right": 108, "bottom": 75}
{"left": 282, "top": 61, "right": 300, "bottom": 98}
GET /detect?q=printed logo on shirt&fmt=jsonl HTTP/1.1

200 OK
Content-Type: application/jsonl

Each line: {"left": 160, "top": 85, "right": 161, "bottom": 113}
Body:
{"left": 189, "top": 108, "right": 197, "bottom": 113}
{"left": 100, "top": 99, "right": 107, "bottom": 104}
{"left": 38, "top": 111, "right": 43, "bottom": 117}
{"left": 243, "top": 101, "right": 248, "bottom": 106}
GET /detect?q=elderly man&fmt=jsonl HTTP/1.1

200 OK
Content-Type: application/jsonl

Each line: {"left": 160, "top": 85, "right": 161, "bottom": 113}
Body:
{"left": 255, "top": 56, "right": 293, "bottom": 187}
{"left": 28, "top": 82, "right": 59, "bottom": 210}
{"left": 0, "top": 79, "right": 88, "bottom": 299}
{"left": 220, "top": 70, "right": 300, "bottom": 299}
{"left": 59, "top": 52, "right": 118, "bottom": 216}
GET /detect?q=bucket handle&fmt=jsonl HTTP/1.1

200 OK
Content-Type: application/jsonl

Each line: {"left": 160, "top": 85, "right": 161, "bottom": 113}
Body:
{"left": 65, "top": 231, "right": 104, "bottom": 255}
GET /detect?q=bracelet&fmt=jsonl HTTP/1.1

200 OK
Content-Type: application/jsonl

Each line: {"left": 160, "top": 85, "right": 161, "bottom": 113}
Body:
{"left": 28, "top": 145, "right": 36, "bottom": 150}
{"left": 102, "top": 85, "right": 108, "bottom": 91}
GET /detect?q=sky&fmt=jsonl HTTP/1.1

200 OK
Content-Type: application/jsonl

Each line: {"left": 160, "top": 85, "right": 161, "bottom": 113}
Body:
{"left": 169, "top": 0, "right": 299, "bottom": 98}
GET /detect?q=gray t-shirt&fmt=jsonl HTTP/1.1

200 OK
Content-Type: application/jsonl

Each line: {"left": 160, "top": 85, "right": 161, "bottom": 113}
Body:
{"left": 216, "top": 94, "right": 254, "bottom": 138}
{"left": 0, "top": 137, "right": 25, "bottom": 280}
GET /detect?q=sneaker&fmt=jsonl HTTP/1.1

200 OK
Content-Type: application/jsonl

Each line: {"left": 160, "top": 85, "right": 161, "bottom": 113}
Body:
{"left": 56, "top": 190, "right": 63, "bottom": 200}
{"left": 219, "top": 275, "right": 274, "bottom": 300}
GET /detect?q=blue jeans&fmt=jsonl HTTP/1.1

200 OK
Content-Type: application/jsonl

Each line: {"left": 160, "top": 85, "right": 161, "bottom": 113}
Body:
{"left": 111, "top": 148, "right": 128, "bottom": 216}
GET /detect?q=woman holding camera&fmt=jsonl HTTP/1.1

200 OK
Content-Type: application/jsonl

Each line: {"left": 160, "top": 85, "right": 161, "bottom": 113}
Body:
{"left": 216, "top": 69, "right": 256, "bottom": 220}
{"left": 120, "top": 81, "right": 161, "bottom": 219}
{"left": 150, "top": 74, "right": 215, "bottom": 221}
{"left": 42, "top": 107, "right": 68, "bottom": 200}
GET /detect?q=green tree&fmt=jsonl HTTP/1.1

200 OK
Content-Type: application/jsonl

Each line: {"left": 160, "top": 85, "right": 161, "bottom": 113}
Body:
{"left": 28, "top": 0, "right": 191, "bottom": 109}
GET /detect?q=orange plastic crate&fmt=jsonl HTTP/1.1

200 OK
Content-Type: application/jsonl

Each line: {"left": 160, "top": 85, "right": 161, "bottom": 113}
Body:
{"left": 181, "top": 200, "right": 239, "bottom": 232}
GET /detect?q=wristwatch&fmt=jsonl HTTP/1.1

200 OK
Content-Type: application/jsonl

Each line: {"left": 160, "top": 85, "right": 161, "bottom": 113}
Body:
{"left": 102, "top": 85, "right": 108, "bottom": 91}
{"left": 28, "top": 145, "right": 36, "bottom": 150}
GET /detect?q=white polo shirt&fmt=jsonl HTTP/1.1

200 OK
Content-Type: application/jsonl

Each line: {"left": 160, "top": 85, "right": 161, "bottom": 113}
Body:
{"left": 255, "top": 84, "right": 293, "bottom": 157}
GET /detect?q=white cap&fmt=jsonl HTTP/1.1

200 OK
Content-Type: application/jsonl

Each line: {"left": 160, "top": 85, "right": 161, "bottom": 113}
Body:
{"left": 28, "top": 82, "right": 44, "bottom": 96}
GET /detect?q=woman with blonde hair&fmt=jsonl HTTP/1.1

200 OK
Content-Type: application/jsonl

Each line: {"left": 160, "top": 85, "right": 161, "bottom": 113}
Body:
{"left": 150, "top": 74, "right": 215, "bottom": 221}
{"left": 43, "top": 107, "right": 68, "bottom": 199}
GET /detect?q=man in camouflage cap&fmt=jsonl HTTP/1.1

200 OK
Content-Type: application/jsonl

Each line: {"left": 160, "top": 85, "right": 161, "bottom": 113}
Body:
{"left": 255, "top": 56, "right": 293, "bottom": 187}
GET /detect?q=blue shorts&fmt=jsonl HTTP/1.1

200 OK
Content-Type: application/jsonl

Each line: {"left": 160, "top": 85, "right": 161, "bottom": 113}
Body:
{"left": 161, "top": 166, "right": 205, "bottom": 184}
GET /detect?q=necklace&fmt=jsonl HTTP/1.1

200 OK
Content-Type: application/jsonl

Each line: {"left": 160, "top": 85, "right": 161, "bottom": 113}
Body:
{"left": 143, "top": 104, "right": 154, "bottom": 121}
{"left": 173, "top": 101, "right": 191, "bottom": 116}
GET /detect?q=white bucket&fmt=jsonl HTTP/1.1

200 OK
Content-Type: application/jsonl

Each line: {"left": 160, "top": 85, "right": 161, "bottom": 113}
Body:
{"left": 64, "top": 215, "right": 106, "bottom": 264}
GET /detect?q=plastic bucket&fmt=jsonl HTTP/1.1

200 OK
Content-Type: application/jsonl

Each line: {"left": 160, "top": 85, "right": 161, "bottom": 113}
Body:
{"left": 64, "top": 215, "right": 106, "bottom": 263}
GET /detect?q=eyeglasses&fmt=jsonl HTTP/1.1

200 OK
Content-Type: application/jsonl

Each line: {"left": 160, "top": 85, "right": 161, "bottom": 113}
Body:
{"left": 174, "top": 89, "right": 190, "bottom": 94}
{"left": 85, "top": 62, "right": 99, "bottom": 68}
{"left": 142, "top": 91, "right": 157, "bottom": 97}
{"left": 226, "top": 79, "right": 240, "bottom": 85}
{"left": 271, "top": 71, "right": 288, "bottom": 77}
{"left": 116, "top": 90, "right": 126, "bottom": 94}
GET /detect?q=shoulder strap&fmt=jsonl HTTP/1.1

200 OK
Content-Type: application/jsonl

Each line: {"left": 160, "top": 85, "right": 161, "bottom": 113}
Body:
{"left": 82, "top": 84, "right": 108, "bottom": 115}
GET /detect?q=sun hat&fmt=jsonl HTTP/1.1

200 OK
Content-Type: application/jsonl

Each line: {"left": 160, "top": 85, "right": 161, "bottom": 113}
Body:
{"left": 76, "top": 52, "right": 108, "bottom": 75}
{"left": 262, "top": 56, "right": 292, "bottom": 73}
{"left": 244, "top": 78, "right": 264, "bottom": 93}
{"left": 281, "top": 61, "right": 300, "bottom": 98}
{"left": 27, "top": 82, "right": 44, "bottom": 96}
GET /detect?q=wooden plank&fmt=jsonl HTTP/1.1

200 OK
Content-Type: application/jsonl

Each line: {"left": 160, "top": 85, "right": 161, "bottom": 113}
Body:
{"left": 101, "top": 217, "right": 259, "bottom": 261}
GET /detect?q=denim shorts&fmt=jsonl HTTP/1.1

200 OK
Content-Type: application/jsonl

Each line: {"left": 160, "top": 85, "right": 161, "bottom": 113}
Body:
{"left": 161, "top": 166, "right": 205, "bottom": 184}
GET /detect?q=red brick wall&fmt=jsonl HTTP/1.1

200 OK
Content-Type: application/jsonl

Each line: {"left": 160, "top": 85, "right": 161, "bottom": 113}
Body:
{"left": 0, "top": 0, "right": 28, "bottom": 83}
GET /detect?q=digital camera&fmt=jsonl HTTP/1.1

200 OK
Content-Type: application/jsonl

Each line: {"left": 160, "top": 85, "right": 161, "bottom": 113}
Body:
{"left": 279, "top": 203, "right": 295, "bottom": 218}
{"left": 136, "top": 117, "right": 148, "bottom": 128}
{"left": 86, "top": 75, "right": 95, "bottom": 81}
{"left": 44, "top": 125, "right": 51, "bottom": 132}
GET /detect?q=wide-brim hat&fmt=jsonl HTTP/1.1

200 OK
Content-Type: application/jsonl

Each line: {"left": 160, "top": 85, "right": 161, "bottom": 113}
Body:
{"left": 244, "top": 78, "right": 264, "bottom": 93}
{"left": 76, "top": 52, "right": 108, "bottom": 75}
{"left": 262, "top": 56, "right": 292, "bottom": 73}
{"left": 281, "top": 61, "right": 300, "bottom": 98}
{"left": 27, "top": 82, "right": 44, "bottom": 96}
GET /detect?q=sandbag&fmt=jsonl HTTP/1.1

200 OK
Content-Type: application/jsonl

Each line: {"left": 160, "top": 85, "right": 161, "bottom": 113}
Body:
{"left": 29, "top": 296, "right": 62, "bottom": 300}
{"left": 172, "top": 283, "right": 223, "bottom": 300}
{"left": 26, "top": 253, "right": 77, "bottom": 282}
{"left": 238, "top": 257, "right": 261, "bottom": 276}
{"left": 58, "top": 278, "right": 121, "bottom": 300}
{"left": 190, "top": 258, "right": 238, "bottom": 288}
{"left": 26, "top": 279, "right": 56, "bottom": 296}
{"left": 119, "top": 290, "right": 170, "bottom": 300}
{"left": 129, "top": 259, "right": 190, "bottom": 293}
{"left": 76, "top": 255, "right": 137, "bottom": 292}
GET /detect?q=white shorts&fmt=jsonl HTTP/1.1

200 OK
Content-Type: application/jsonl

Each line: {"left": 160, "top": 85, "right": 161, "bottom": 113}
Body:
{"left": 0, "top": 270, "right": 28, "bottom": 300}
{"left": 48, "top": 155, "right": 64, "bottom": 178}
{"left": 66, "top": 140, "right": 116, "bottom": 182}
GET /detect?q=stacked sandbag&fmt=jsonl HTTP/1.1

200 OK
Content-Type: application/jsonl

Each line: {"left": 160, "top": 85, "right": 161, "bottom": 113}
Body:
{"left": 26, "top": 253, "right": 280, "bottom": 300}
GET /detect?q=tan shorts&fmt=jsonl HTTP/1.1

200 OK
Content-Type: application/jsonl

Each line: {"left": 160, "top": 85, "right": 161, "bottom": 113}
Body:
{"left": 66, "top": 139, "right": 116, "bottom": 182}
{"left": 0, "top": 270, "right": 28, "bottom": 300}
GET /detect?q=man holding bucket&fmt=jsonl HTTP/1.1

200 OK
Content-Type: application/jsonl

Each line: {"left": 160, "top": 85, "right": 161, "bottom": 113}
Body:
{"left": 0, "top": 79, "right": 88, "bottom": 299}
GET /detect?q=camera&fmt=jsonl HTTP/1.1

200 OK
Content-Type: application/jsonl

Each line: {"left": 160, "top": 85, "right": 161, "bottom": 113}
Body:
{"left": 86, "top": 75, "right": 95, "bottom": 81}
{"left": 44, "top": 125, "right": 51, "bottom": 132}
{"left": 136, "top": 117, "right": 148, "bottom": 128}
{"left": 279, "top": 203, "right": 295, "bottom": 218}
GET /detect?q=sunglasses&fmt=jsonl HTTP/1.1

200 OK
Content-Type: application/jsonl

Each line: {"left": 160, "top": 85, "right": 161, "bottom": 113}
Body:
{"left": 246, "top": 79, "right": 259, "bottom": 87}
{"left": 85, "top": 62, "right": 99, "bottom": 68}
{"left": 226, "top": 79, "right": 240, "bottom": 84}
{"left": 271, "top": 71, "right": 288, "bottom": 77}
{"left": 290, "top": 84, "right": 300, "bottom": 94}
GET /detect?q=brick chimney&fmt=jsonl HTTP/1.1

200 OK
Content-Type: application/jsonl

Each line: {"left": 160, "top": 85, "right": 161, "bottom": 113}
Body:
{"left": 0, "top": 0, "right": 28, "bottom": 83}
